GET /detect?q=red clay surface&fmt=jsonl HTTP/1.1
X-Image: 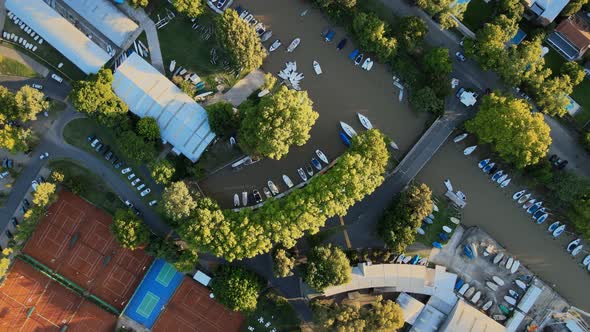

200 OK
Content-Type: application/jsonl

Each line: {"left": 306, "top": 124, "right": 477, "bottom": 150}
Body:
{"left": 152, "top": 277, "right": 245, "bottom": 332}
{"left": 23, "top": 191, "right": 153, "bottom": 310}
{"left": 0, "top": 260, "right": 117, "bottom": 331}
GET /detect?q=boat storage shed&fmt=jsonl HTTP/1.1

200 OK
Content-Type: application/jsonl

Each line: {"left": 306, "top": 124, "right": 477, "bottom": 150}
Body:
{"left": 438, "top": 299, "right": 505, "bottom": 332}
{"left": 113, "top": 53, "right": 215, "bottom": 162}
{"left": 6, "top": 0, "right": 111, "bottom": 74}
{"left": 61, "top": 0, "right": 139, "bottom": 48}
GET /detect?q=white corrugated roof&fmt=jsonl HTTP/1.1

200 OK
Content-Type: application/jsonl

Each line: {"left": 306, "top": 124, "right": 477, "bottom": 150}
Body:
{"left": 411, "top": 304, "right": 447, "bottom": 332}
{"left": 396, "top": 293, "right": 425, "bottom": 325}
{"left": 439, "top": 299, "right": 506, "bottom": 332}
{"left": 517, "top": 285, "right": 542, "bottom": 313}
{"left": 6, "top": 0, "right": 111, "bottom": 74}
{"left": 112, "top": 53, "right": 215, "bottom": 162}
{"left": 62, "top": 0, "right": 138, "bottom": 47}
{"left": 527, "top": 0, "right": 570, "bottom": 23}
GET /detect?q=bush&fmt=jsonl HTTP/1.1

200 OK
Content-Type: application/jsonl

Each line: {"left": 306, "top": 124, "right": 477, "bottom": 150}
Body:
{"left": 110, "top": 209, "right": 150, "bottom": 250}
{"left": 205, "top": 101, "right": 238, "bottom": 137}
{"left": 303, "top": 244, "right": 351, "bottom": 291}
{"left": 149, "top": 159, "right": 175, "bottom": 185}
{"left": 136, "top": 117, "right": 161, "bottom": 141}
{"left": 211, "top": 265, "right": 261, "bottom": 312}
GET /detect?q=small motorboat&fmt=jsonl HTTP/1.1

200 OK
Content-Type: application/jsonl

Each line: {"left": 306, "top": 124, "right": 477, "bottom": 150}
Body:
{"left": 536, "top": 213, "right": 549, "bottom": 224}
{"left": 496, "top": 173, "right": 508, "bottom": 184}
{"left": 357, "top": 113, "right": 373, "bottom": 129}
{"left": 505, "top": 257, "right": 514, "bottom": 270}
{"left": 582, "top": 255, "right": 590, "bottom": 266}
{"left": 287, "top": 38, "right": 300, "bottom": 52}
{"left": 471, "top": 291, "right": 481, "bottom": 304}
{"left": 493, "top": 315, "right": 507, "bottom": 321}
{"left": 527, "top": 201, "right": 543, "bottom": 214}
{"left": 297, "top": 168, "right": 308, "bottom": 181}
{"left": 518, "top": 193, "right": 531, "bottom": 204}
{"left": 396, "top": 254, "right": 405, "bottom": 263}
{"left": 483, "top": 162, "right": 495, "bottom": 173}
{"left": 456, "top": 191, "right": 467, "bottom": 202}
{"left": 410, "top": 255, "right": 420, "bottom": 264}
{"left": 552, "top": 224, "right": 566, "bottom": 238}
{"left": 428, "top": 213, "right": 435, "bottom": 219}
{"left": 455, "top": 278, "right": 465, "bottom": 290}
{"left": 313, "top": 60, "right": 322, "bottom": 75}
{"left": 443, "top": 225, "right": 453, "bottom": 233}
{"left": 354, "top": 53, "right": 364, "bottom": 66}
{"left": 348, "top": 48, "right": 359, "bottom": 60}
{"left": 493, "top": 252, "right": 504, "bottom": 265}
{"left": 463, "top": 145, "right": 477, "bottom": 155}
{"left": 283, "top": 175, "right": 294, "bottom": 188}
{"left": 261, "top": 30, "right": 273, "bottom": 42}
{"left": 500, "top": 178, "right": 511, "bottom": 188}
{"left": 418, "top": 258, "right": 428, "bottom": 265}
{"left": 463, "top": 244, "right": 474, "bottom": 259}
{"left": 511, "top": 260, "right": 520, "bottom": 274}
{"left": 504, "top": 296, "right": 516, "bottom": 306}
{"left": 340, "top": 121, "right": 357, "bottom": 137}
{"left": 306, "top": 165, "right": 314, "bottom": 176}
{"left": 258, "top": 89, "right": 270, "bottom": 97}
{"left": 548, "top": 221, "right": 560, "bottom": 232}
{"left": 444, "top": 179, "right": 454, "bottom": 191}
{"left": 513, "top": 190, "right": 526, "bottom": 200}
{"left": 416, "top": 227, "right": 425, "bottom": 235}
{"left": 242, "top": 191, "right": 248, "bottom": 206}
{"left": 515, "top": 279, "right": 527, "bottom": 290}
{"left": 364, "top": 58, "right": 374, "bottom": 71}
{"left": 340, "top": 132, "right": 351, "bottom": 147}
{"left": 438, "top": 232, "right": 448, "bottom": 242}
{"left": 522, "top": 199, "right": 537, "bottom": 210}
{"left": 316, "top": 150, "right": 329, "bottom": 164}
{"left": 454, "top": 133, "right": 468, "bottom": 143}
{"left": 239, "top": 9, "right": 249, "bottom": 19}
{"left": 478, "top": 158, "right": 490, "bottom": 168}
{"left": 464, "top": 287, "right": 475, "bottom": 299}
{"left": 269, "top": 39, "right": 281, "bottom": 52}
{"left": 423, "top": 217, "right": 433, "bottom": 224}
{"left": 169, "top": 60, "right": 176, "bottom": 72}
{"left": 324, "top": 29, "right": 335, "bottom": 42}
{"left": 312, "top": 158, "right": 322, "bottom": 170}
{"left": 486, "top": 281, "right": 499, "bottom": 291}
{"left": 361, "top": 57, "right": 372, "bottom": 70}
{"left": 450, "top": 217, "right": 460, "bottom": 225}
{"left": 336, "top": 38, "right": 347, "bottom": 50}
{"left": 492, "top": 276, "right": 505, "bottom": 286}
{"left": 491, "top": 170, "right": 504, "bottom": 182}
{"left": 268, "top": 181, "right": 279, "bottom": 195}
{"left": 458, "top": 283, "right": 470, "bottom": 295}
{"left": 433, "top": 242, "right": 443, "bottom": 249}
{"left": 233, "top": 193, "right": 239, "bottom": 207}
{"left": 508, "top": 290, "right": 520, "bottom": 299}
{"left": 390, "top": 140, "right": 399, "bottom": 150}
{"left": 482, "top": 300, "right": 493, "bottom": 311}
{"left": 532, "top": 208, "right": 547, "bottom": 220}
{"left": 402, "top": 256, "right": 412, "bottom": 264}
{"left": 567, "top": 239, "right": 581, "bottom": 252}
{"left": 488, "top": 165, "right": 498, "bottom": 175}
{"left": 263, "top": 187, "right": 272, "bottom": 198}
{"left": 433, "top": 203, "right": 439, "bottom": 212}
{"left": 499, "top": 304, "right": 512, "bottom": 315}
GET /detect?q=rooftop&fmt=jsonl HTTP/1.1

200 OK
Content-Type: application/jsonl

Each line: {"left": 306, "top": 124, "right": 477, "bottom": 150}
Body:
{"left": 439, "top": 299, "right": 506, "bottom": 332}
{"left": 525, "top": 0, "right": 571, "bottom": 23}
{"left": 555, "top": 15, "right": 590, "bottom": 50}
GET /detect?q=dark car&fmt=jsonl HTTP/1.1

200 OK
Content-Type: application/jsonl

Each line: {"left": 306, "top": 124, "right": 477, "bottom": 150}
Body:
{"left": 111, "top": 157, "right": 118, "bottom": 165}
{"left": 87, "top": 134, "right": 96, "bottom": 142}
{"left": 1, "top": 158, "right": 6, "bottom": 168}
{"left": 102, "top": 146, "right": 111, "bottom": 155}
{"left": 36, "top": 175, "right": 44, "bottom": 183}
{"left": 114, "top": 160, "right": 123, "bottom": 169}
{"left": 132, "top": 206, "right": 142, "bottom": 216}
{"left": 105, "top": 151, "right": 113, "bottom": 161}
{"left": 23, "top": 198, "right": 30, "bottom": 208}
{"left": 549, "top": 154, "right": 558, "bottom": 163}
{"left": 556, "top": 160, "right": 568, "bottom": 170}
{"left": 6, "top": 159, "right": 13, "bottom": 169}
{"left": 252, "top": 189, "right": 262, "bottom": 204}
{"left": 455, "top": 51, "right": 466, "bottom": 62}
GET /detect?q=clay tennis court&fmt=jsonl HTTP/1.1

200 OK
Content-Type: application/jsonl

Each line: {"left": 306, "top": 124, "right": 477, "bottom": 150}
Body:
{"left": 23, "top": 191, "right": 153, "bottom": 310}
{"left": 0, "top": 260, "right": 117, "bottom": 331}
{"left": 152, "top": 277, "right": 244, "bottom": 332}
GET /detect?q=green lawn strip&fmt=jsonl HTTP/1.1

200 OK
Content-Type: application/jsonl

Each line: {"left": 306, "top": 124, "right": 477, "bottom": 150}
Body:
{"left": 2, "top": 19, "right": 86, "bottom": 80}
{"left": 0, "top": 54, "right": 37, "bottom": 77}
{"left": 242, "top": 290, "right": 301, "bottom": 332}
{"left": 571, "top": 80, "right": 590, "bottom": 127}
{"left": 461, "top": 0, "right": 496, "bottom": 32}
{"left": 62, "top": 117, "right": 156, "bottom": 201}
{"left": 48, "top": 159, "right": 126, "bottom": 215}
{"left": 416, "top": 198, "right": 459, "bottom": 247}
{"left": 543, "top": 47, "right": 566, "bottom": 75}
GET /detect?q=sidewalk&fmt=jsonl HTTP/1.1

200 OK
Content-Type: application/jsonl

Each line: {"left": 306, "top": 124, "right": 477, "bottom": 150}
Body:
{"left": 0, "top": 45, "right": 50, "bottom": 77}
{"left": 206, "top": 69, "right": 265, "bottom": 106}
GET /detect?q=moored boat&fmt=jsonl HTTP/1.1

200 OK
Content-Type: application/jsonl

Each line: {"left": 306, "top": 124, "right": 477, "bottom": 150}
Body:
{"left": 263, "top": 187, "right": 272, "bottom": 198}
{"left": 233, "top": 193, "right": 239, "bottom": 207}
{"left": 340, "top": 132, "right": 351, "bottom": 147}
{"left": 486, "top": 281, "right": 499, "bottom": 291}
{"left": 567, "top": 239, "right": 582, "bottom": 252}
{"left": 463, "top": 145, "right": 477, "bottom": 155}
{"left": 340, "top": 121, "right": 357, "bottom": 137}
{"left": 396, "top": 254, "right": 405, "bottom": 263}
{"left": 242, "top": 191, "right": 248, "bottom": 206}
{"left": 297, "top": 168, "right": 307, "bottom": 181}
{"left": 336, "top": 38, "right": 347, "bottom": 50}
{"left": 306, "top": 165, "right": 314, "bottom": 176}
{"left": 552, "top": 224, "right": 566, "bottom": 238}
{"left": 518, "top": 193, "right": 531, "bottom": 204}
{"left": 571, "top": 244, "right": 583, "bottom": 257}
{"left": 312, "top": 158, "right": 322, "bottom": 170}
{"left": 548, "top": 221, "right": 560, "bottom": 232}
{"left": 522, "top": 199, "right": 537, "bottom": 210}
{"left": 582, "top": 254, "right": 590, "bottom": 266}
{"left": 500, "top": 178, "right": 511, "bottom": 188}
{"left": 357, "top": 113, "right": 373, "bottom": 129}
{"left": 505, "top": 257, "right": 514, "bottom": 269}
{"left": 492, "top": 276, "right": 505, "bottom": 286}
{"left": 313, "top": 60, "right": 322, "bottom": 75}
{"left": 287, "top": 38, "right": 300, "bottom": 52}
{"left": 316, "top": 150, "right": 329, "bottom": 164}
{"left": 450, "top": 217, "right": 460, "bottom": 224}
{"left": 512, "top": 189, "right": 526, "bottom": 200}
{"left": 536, "top": 213, "right": 549, "bottom": 224}
{"left": 511, "top": 260, "right": 520, "bottom": 274}
{"left": 354, "top": 53, "right": 364, "bottom": 65}
{"left": 402, "top": 255, "right": 412, "bottom": 264}
{"left": 268, "top": 181, "right": 279, "bottom": 195}
{"left": 458, "top": 283, "right": 470, "bottom": 295}
{"left": 390, "top": 140, "right": 399, "bottom": 150}
{"left": 416, "top": 227, "right": 425, "bottom": 235}
{"left": 269, "top": 39, "right": 281, "bottom": 52}
{"left": 169, "top": 60, "right": 176, "bottom": 72}
{"left": 515, "top": 279, "right": 527, "bottom": 290}
{"left": 483, "top": 162, "right": 495, "bottom": 173}
{"left": 508, "top": 289, "right": 520, "bottom": 299}
{"left": 493, "top": 252, "right": 504, "bottom": 265}
{"left": 527, "top": 201, "right": 543, "bottom": 214}
{"left": 464, "top": 287, "right": 475, "bottom": 299}
{"left": 283, "top": 175, "right": 294, "bottom": 188}
{"left": 504, "top": 296, "right": 516, "bottom": 306}
{"left": 454, "top": 133, "right": 468, "bottom": 143}
{"left": 496, "top": 173, "right": 508, "bottom": 184}
{"left": 493, "top": 315, "right": 507, "bottom": 321}
{"left": 491, "top": 170, "right": 504, "bottom": 182}
{"left": 471, "top": 291, "right": 481, "bottom": 304}
{"left": 482, "top": 300, "right": 493, "bottom": 311}
{"left": 478, "top": 158, "right": 490, "bottom": 168}
{"left": 257, "top": 89, "right": 270, "bottom": 97}
{"left": 499, "top": 304, "right": 511, "bottom": 315}
{"left": 261, "top": 30, "right": 272, "bottom": 42}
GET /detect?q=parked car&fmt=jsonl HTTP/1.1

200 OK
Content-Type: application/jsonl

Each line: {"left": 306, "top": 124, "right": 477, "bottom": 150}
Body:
{"left": 95, "top": 143, "right": 103, "bottom": 152}
{"left": 114, "top": 161, "right": 123, "bottom": 169}
{"left": 23, "top": 199, "right": 30, "bottom": 208}
{"left": 105, "top": 151, "right": 113, "bottom": 161}
{"left": 36, "top": 175, "right": 44, "bottom": 183}
{"left": 0, "top": 171, "right": 8, "bottom": 179}
{"left": 39, "top": 152, "right": 49, "bottom": 160}
{"left": 132, "top": 206, "right": 141, "bottom": 216}
{"left": 131, "top": 178, "right": 141, "bottom": 186}
{"left": 136, "top": 183, "right": 146, "bottom": 191}
{"left": 31, "top": 180, "right": 39, "bottom": 191}
{"left": 91, "top": 139, "right": 100, "bottom": 147}
{"left": 1, "top": 158, "right": 7, "bottom": 168}
{"left": 6, "top": 159, "right": 12, "bottom": 169}
{"left": 127, "top": 173, "right": 136, "bottom": 180}
{"left": 124, "top": 200, "right": 133, "bottom": 208}
{"left": 121, "top": 167, "right": 131, "bottom": 174}
{"left": 87, "top": 134, "right": 96, "bottom": 142}
{"left": 31, "top": 83, "right": 43, "bottom": 90}
{"left": 51, "top": 73, "right": 63, "bottom": 83}
{"left": 556, "top": 159, "right": 568, "bottom": 170}
{"left": 549, "top": 154, "right": 558, "bottom": 163}
{"left": 140, "top": 188, "right": 151, "bottom": 197}
{"left": 455, "top": 51, "right": 466, "bottom": 62}
{"left": 148, "top": 200, "right": 157, "bottom": 206}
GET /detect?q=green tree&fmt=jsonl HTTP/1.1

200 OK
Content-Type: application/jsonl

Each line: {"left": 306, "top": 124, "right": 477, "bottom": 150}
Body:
{"left": 499, "top": 37, "right": 545, "bottom": 87}
{"left": 416, "top": 0, "right": 453, "bottom": 15}
{"left": 149, "top": 159, "right": 175, "bottom": 185}
{"left": 466, "top": 18, "right": 515, "bottom": 71}
{"left": 172, "top": 0, "right": 204, "bottom": 17}
{"left": 262, "top": 72, "right": 277, "bottom": 91}
{"left": 146, "top": 235, "right": 180, "bottom": 262}
{"left": 205, "top": 101, "right": 238, "bottom": 137}
{"left": 117, "top": 130, "right": 156, "bottom": 163}
{"left": 584, "top": 131, "right": 590, "bottom": 151}
{"left": 396, "top": 16, "right": 428, "bottom": 52}
{"left": 437, "top": 11, "right": 459, "bottom": 29}
{"left": 562, "top": 0, "right": 588, "bottom": 16}
{"left": 303, "top": 244, "right": 351, "bottom": 291}
{"left": 136, "top": 117, "right": 161, "bottom": 141}
{"left": 129, "top": 0, "right": 148, "bottom": 7}
{"left": 409, "top": 87, "right": 444, "bottom": 115}
{"left": 216, "top": 9, "right": 266, "bottom": 72}
{"left": 211, "top": 265, "right": 260, "bottom": 312}
{"left": 50, "top": 170, "right": 64, "bottom": 183}
{"left": 561, "top": 61, "right": 585, "bottom": 86}
{"left": 547, "top": 172, "right": 590, "bottom": 207}
{"left": 161, "top": 181, "right": 197, "bottom": 222}
{"left": 32, "top": 182, "right": 57, "bottom": 207}
{"left": 569, "top": 196, "right": 590, "bottom": 240}
{"left": 172, "top": 75, "right": 196, "bottom": 97}
{"left": 0, "top": 86, "right": 16, "bottom": 119}
{"left": 423, "top": 47, "right": 452, "bottom": 76}
{"left": 14, "top": 85, "right": 49, "bottom": 122}
{"left": 173, "top": 248, "right": 199, "bottom": 272}
{"left": 498, "top": 0, "right": 524, "bottom": 18}
{"left": 352, "top": 12, "right": 397, "bottom": 60}
{"left": 535, "top": 75, "right": 573, "bottom": 117}
{"left": 0, "top": 125, "right": 34, "bottom": 152}
{"left": 466, "top": 93, "right": 551, "bottom": 168}
{"left": 314, "top": 0, "right": 357, "bottom": 9}
{"left": 272, "top": 248, "right": 295, "bottom": 278}
{"left": 0, "top": 248, "right": 13, "bottom": 280}
{"left": 110, "top": 209, "right": 150, "bottom": 250}
{"left": 239, "top": 86, "right": 318, "bottom": 159}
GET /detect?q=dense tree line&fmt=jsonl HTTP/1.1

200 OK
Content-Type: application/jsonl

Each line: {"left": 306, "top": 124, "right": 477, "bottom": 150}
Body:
{"left": 0, "top": 85, "right": 47, "bottom": 152}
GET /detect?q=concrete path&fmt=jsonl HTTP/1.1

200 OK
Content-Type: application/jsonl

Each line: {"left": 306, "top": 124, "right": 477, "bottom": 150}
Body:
{"left": 207, "top": 69, "right": 266, "bottom": 106}
{"left": 0, "top": 45, "right": 50, "bottom": 77}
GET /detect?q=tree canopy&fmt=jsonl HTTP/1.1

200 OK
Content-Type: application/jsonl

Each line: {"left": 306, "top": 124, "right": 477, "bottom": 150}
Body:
{"left": 352, "top": 12, "right": 397, "bottom": 60}
{"left": 172, "top": 0, "right": 205, "bottom": 18}
{"left": 396, "top": 16, "right": 428, "bottom": 52}
{"left": 303, "top": 244, "right": 351, "bottom": 291}
{"left": 32, "top": 182, "right": 57, "bottom": 207}
{"left": 111, "top": 209, "right": 150, "bottom": 250}
{"left": 136, "top": 117, "right": 161, "bottom": 141}
{"left": 423, "top": 47, "right": 452, "bottom": 77}
{"left": 239, "top": 86, "right": 318, "bottom": 160}
{"left": 149, "top": 159, "right": 176, "bottom": 185}
{"left": 535, "top": 76, "right": 574, "bottom": 117}
{"left": 466, "top": 93, "right": 551, "bottom": 168}
{"left": 205, "top": 101, "right": 238, "bottom": 137}
{"left": 211, "top": 265, "right": 260, "bottom": 312}
{"left": 415, "top": 0, "right": 453, "bottom": 15}
{"left": 13, "top": 85, "right": 49, "bottom": 122}
{"left": 409, "top": 87, "right": 444, "bottom": 115}
{"left": 272, "top": 248, "right": 295, "bottom": 278}
{"left": 117, "top": 130, "right": 157, "bottom": 163}
{"left": 569, "top": 196, "right": 590, "bottom": 240}
{"left": 216, "top": 9, "right": 267, "bottom": 72}
{"left": 161, "top": 181, "right": 197, "bottom": 222}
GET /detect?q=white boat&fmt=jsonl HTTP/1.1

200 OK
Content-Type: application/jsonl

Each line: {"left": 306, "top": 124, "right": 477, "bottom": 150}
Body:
{"left": 433, "top": 203, "right": 439, "bottom": 212}
{"left": 458, "top": 283, "right": 470, "bottom": 295}
{"left": 269, "top": 39, "right": 281, "bottom": 52}
{"left": 478, "top": 158, "right": 490, "bottom": 168}
{"left": 287, "top": 38, "right": 300, "bottom": 52}
{"left": 263, "top": 187, "right": 272, "bottom": 198}
{"left": 316, "top": 150, "right": 329, "bottom": 164}
{"left": 416, "top": 227, "right": 425, "bottom": 235}
{"left": 464, "top": 287, "right": 475, "bottom": 299}
{"left": 493, "top": 252, "right": 504, "bottom": 265}
{"left": 443, "top": 225, "right": 452, "bottom": 233}
{"left": 450, "top": 217, "right": 460, "bottom": 225}
{"left": 357, "top": 113, "right": 373, "bottom": 129}
{"left": 582, "top": 255, "right": 590, "bottom": 266}
{"left": 268, "top": 181, "right": 279, "bottom": 195}
{"left": 456, "top": 191, "right": 467, "bottom": 202}
{"left": 396, "top": 254, "right": 405, "bottom": 263}
{"left": 496, "top": 174, "right": 508, "bottom": 184}
{"left": 340, "top": 121, "right": 357, "bottom": 137}
{"left": 453, "top": 133, "right": 468, "bottom": 143}
{"left": 491, "top": 170, "right": 504, "bottom": 182}
{"left": 500, "top": 178, "right": 511, "bottom": 188}
{"left": 297, "top": 168, "right": 307, "bottom": 181}
{"left": 567, "top": 239, "right": 581, "bottom": 252}
{"left": 463, "top": 145, "right": 477, "bottom": 155}
{"left": 361, "top": 57, "right": 372, "bottom": 70}
{"left": 505, "top": 257, "right": 514, "bottom": 269}
{"left": 444, "top": 179, "right": 454, "bottom": 192}
{"left": 242, "top": 191, "right": 248, "bottom": 206}
{"left": 233, "top": 194, "right": 239, "bottom": 207}
{"left": 486, "top": 281, "right": 499, "bottom": 291}
{"left": 169, "top": 60, "right": 176, "bottom": 72}
{"left": 572, "top": 245, "right": 583, "bottom": 257}
{"left": 402, "top": 256, "right": 412, "bottom": 264}
{"left": 548, "top": 221, "right": 560, "bottom": 232}
{"left": 512, "top": 190, "right": 526, "bottom": 200}
{"left": 471, "top": 291, "right": 481, "bottom": 304}
{"left": 508, "top": 290, "right": 520, "bottom": 299}
{"left": 418, "top": 257, "right": 428, "bottom": 265}
{"left": 261, "top": 30, "right": 272, "bottom": 42}
{"left": 526, "top": 201, "right": 543, "bottom": 214}
{"left": 258, "top": 89, "right": 270, "bottom": 97}
{"left": 390, "top": 141, "right": 399, "bottom": 150}
{"left": 313, "top": 60, "right": 322, "bottom": 75}
{"left": 283, "top": 175, "right": 294, "bottom": 188}
{"left": 522, "top": 199, "right": 536, "bottom": 210}
{"left": 511, "top": 260, "right": 520, "bottom": 274}
{"left": 552, "top": 224, "right": 566, "bottom": 238}
{"left": 492, "top": 276, "right": 505, "bottom": 286}
{"left": 504, "top": 296, "right": 516, "bottom": 306}
{"left": 518, "top": 193, "right": 531, "bottom": 204}
{"left": 482, "top": 300, "right": 493, "bottom": 311}
{"left": 515, "top": 279, "right": 527, "bottom": 290}
{"left": 493, "top": 315, "right": 507, "bottom": 321}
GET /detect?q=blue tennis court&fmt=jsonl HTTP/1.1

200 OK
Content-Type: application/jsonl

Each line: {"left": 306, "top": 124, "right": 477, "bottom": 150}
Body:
{"left": 123, "top": 258, "right": 183, "bottom": 328}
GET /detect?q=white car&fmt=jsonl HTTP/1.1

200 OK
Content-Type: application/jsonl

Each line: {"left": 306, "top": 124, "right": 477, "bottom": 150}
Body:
{"left": 31, "top": 83, "right": 43, "bottom": 90}
{"left": 140, "top": 188, "right": 151, "bottom": 197}
{"left": 31, "top": 180, "right": 39, "bottom": 191}
{"left": 121, "top": 167, "right": 131, "bottom": 174}
{"left": 51, "top": 73, "right": 63, "bottom": 83}
{"left": 148, "top": 200, "right": 157, "bottom": 206}
{"left": 39, "top": 152, "right": 49, "bottom": 160}
{"left": 127, "top": 173, "right": 135, "bottom": 180}
{"left": 131, "top": 178, "right": 141, "bottom": 186}
{"left": 124, "top": 200, "right": 133, "bottom": 208}
{"left": 136, "top": 183, "right": 146, "bottom": 191}
{"left": 90, "top": 139, "right": 100, "bottom": 147}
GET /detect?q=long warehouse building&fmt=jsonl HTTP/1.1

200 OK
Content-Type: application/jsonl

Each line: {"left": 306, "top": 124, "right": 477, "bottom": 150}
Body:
{"left": 112, "top": 53, "right": 215, "bottom": 162}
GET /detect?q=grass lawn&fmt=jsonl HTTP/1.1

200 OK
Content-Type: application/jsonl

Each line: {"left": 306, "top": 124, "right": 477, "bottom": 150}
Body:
{"left": 543, "top": 47, "right": 566, "bottom": 75}
{"left": 571, "top": 80, "right": 590, "bottom": 127}
{"left": 48, "top": 159, "right": 126, "bottom": 215}
{"left": 0, "top": 55, "right": 37, "bottom": 77}
{"left": 416, "top": 198, "right": 460, "bottom": 247}
{"left": 243, "top": 290, "right": 301, "bottom": 332}
{"left": 461, "top": 0, "right": 497, "bottom": 32}
{"left": 2, "top": 19, "right": 86, "bottom": 80}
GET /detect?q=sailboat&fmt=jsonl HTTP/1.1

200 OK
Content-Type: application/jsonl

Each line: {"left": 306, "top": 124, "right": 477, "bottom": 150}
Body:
{"left": 496, "top": 174, "right": 508, "bottom": 184}
{"left": 357, "top": 113, "right": 373, "bottom": 129}
{"left": 454, "top": 133, "right": 468, "bottom": 143}
{"left": 316, "top": 150, "right": 329, "bottom": 164}
{"left": 518, "top": 193, "right": 531, "bottom": 204}
{"left": 500, "top": 178, "right": 511, "bottom": 188}
{"left": 478, "top": 158, "right": 490, "bottom": 168}
{"left": 552, "top": 224, "right": 566, "bottom": 238}
{"left": 493, "top": 252, "right": 504, "bottom": 265}
{"left": 548, "top": 221, "right": 560, "bottom": 232}
{"left": 287, "top": 38, "right": 300, "bottom": 52}
{"left": 340, "top": 121, "right": 357, "bottom": 137}
{"left": 513, "top": 190, "right": 525, "bottom": 200}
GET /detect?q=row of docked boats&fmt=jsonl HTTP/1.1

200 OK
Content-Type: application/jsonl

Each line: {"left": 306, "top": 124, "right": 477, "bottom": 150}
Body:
{"left": 393, "top": 253, "right": 428, "bottom": 265}
{"left": 477, "top": 158, "right": 512, "bottom": 188}
{"left": 339, "top": 114, "right": 400, "bottom": 150}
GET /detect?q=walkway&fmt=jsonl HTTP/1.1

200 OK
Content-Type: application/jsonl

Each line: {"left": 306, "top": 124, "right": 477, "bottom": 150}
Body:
{"left": 206, "top": 69, "right": 265, "bottom": 106}
{"left": 0, "top": 45, "right": 50, "bottom": 77}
